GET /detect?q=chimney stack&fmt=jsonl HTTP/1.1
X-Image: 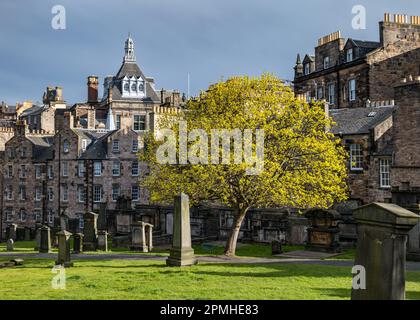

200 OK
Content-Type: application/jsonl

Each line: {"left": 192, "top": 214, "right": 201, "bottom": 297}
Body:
{"left": 87, "top": 76, "right": 99, "bottom": 103}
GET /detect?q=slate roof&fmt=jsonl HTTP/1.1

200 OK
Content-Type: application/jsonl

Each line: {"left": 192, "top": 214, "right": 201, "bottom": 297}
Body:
{"left": 109, "top": 61, "right": 160, "bottom": 103}
{"left": 351, "top": 39, "right": 381, "bottom": 49}
{"left": 329, "top": 106, "right": 396, "bottom": 135}
{"left": 75, "top": 129, "right": 117, "bottom": 160}
{"left": 19, "top": 105, "right": 45, "bottom": 117}
{"left": 27, "top": 135, "right": 54, "bottom": 161}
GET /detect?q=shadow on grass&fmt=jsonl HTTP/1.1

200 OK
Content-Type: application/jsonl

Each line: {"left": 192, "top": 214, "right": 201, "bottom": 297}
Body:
{"left": 312, "top": 288, "right": 351, "bottom": 299}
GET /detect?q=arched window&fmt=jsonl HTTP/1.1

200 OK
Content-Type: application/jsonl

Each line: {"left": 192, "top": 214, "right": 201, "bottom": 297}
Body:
{"left": 63, "top": 139, "right": 69, "bottom": 153}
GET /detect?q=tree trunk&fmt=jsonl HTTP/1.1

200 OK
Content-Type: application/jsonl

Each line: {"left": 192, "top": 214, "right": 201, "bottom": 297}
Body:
{"left": 224, "top": 207, "right": 249, "bottom": 256}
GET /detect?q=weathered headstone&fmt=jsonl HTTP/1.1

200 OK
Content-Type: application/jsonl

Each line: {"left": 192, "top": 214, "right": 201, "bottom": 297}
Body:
{"left": 167, "top": 193, "right": 197, "bottom": 267}
{"left": 56, "top": 230, "right": 73, "bottom": 267}
{"left": 39, "top": 226, "right": 52, "bottom": 253}
{"left": 24, "top": 227, "right": 31, "bottom": 241}
{"left": 73, "top": 233, "right": 84, "bottom": 254}
{"left": 6, "top": 239, "right": 14, "bottom": 252}
{"left": 97, "top": 231, "right": 108, "bottom": 252}
{"left": 271, "top": 240, "right": 282, "bottom": 255}
{"left": 7, "top": 224, "right": 17, "bottom": 241}
{"left": 83, "top": 212, "right": 98, "bottom": 251}
{"left": 34, "top": 223, "right": 42, "bottom": 251}
{"left": 351, "top": 203, "right": 419, "bottom": 300}
{"left": 131, "top": 222, "right": 153, "bottom": 252}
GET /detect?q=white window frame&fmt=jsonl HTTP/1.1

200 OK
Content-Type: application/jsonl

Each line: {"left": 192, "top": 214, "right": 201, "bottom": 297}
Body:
{"left": 346, "top": 48, "right": 353, "bottom": 62}
{"left": 5, "top": 185, "right": 13, "bottom": 200}
{"left": 62, "top": 162, "right": 69, "bottom": 177}
{"left": 35, "top": 186, "right": 42, "bottom": 201}
{"left": 48, "top": 188, "right": 54, "bottom": 202}
{"left": 380, "top": 159, "right": 391, "bottom": 188}
{"left": 112, "top": 161, "right": 121, "bottom": 176}
{"left": 47, "top": 165, "right": 54, "bottom": 179}
{"left": 35, "top": 164, "right": 41, "bottom": 179}
{"left": 63, "top": 140, "right": 70, "bottom": 153}
{"left": 349, "top": 79, "right": 356, "bottom": 101}
{"left": 5, "top": 209, "right": 13, "bottom": 222}
{"left": 133, "top": 115, "right": 146, "bottom": 131}
{"left": 131, "top": 186, "right": 139, "bottom": 201}
{"left": 81, "top": 139, "right": 87, "bottom": 152}
{"left": 112, "top": 140, "right": 120, "bottom": 153}
{"left": 20, "top": 165, "right": 27, "bottom": 178}
{"left": 93, "top": 185, "right": 103, "bottom": 203}
{"left": 317, "top": 86, "right": 324, "bottom": 101}
{"left": 323, "top": 56, "right": 330, "bottom": 69}
{"left": 132, "top": 140, "right": 139, "bottom": 153}
{"left": 112, "top": 184, "right": 121, "bottom": 202}
{"left": 328, "top": 83, "right": 335, "bottom": 105}
{"left": 78, "top": 161, "right": 86, "bottom": 177}
{"left": 116, "top": 114, "right": 121, "bottom": 130}
{"left": 19, "top": 185, "right": 26, "bottom": 201}
{"left": 304, "top": 63, "right": 310, "bottom": 75}
{"left": 132, "top": 161, "right": 139, "bottom": 176}
{"left": 350, "top": 144, "right": 363, "bottom": 171}
{"left": 94, "top": 161, "right": 102, "bottom": 177}
{"left": 61, "top": 184, "right": 68, "bottom": 202}
{"left": 77, "top": 185, "right": 86, "bottom": 203}
{"left": 7, "top": 164, "right": 13, "bottom": 178}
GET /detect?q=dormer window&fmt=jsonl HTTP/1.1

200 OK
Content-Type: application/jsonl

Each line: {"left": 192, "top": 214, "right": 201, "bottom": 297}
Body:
{"left": 131, "top": 83, "right": 137, "bottom": 91}
{"left": 323, "top": 56, "right": 330, "bottom": 69}
{"left": 346, "top": 48, "right": 354, "bottom": 62}
{"left": 138, "top": 81, "right": 144, "bottom": 92}
{"left": 123, "top": 82, "right": 129, "bottom": 92}
{"left": 63, "top": 140, "right": 69, "bottom": 153}
{"left": 304, "top": 63, "right": 310, "bottom": 75}
{"left": 81, "top": 139, "right": 87, "bottom": 152}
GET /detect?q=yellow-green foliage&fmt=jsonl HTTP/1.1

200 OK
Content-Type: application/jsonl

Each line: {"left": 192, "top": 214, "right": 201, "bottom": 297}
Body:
{"left": 141, "top": 73, "right": 348, "bottom": 210}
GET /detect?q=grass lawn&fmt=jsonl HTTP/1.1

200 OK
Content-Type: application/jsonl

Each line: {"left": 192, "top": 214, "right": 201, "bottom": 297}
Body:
{"left": 1, "top": 257, "right": 420, "bottom": 300}
{"left": 0, "top": 241, "right": 305, "bottom": 259}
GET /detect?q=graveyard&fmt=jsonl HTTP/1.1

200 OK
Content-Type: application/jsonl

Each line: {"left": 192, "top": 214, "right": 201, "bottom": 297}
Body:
{"left": 2, "top": 197, "right": 420, "bottom": 300}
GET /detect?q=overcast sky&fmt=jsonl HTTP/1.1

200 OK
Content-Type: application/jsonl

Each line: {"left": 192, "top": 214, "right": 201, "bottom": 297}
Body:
{"left": 0, "top": 0, "right": 419, "bottom": 104}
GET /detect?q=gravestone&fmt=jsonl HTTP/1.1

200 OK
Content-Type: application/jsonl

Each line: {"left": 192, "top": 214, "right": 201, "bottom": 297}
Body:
{"left": 97, "top": 231, "right": 108, "bottom": 252}
{"left": 56, "top": 230, "right": 73, "bottom": 267}
{"left": 6, "top": 224, "right": 17, "bottom": 241}
{"left": 98, "top": 203, "right": 107, "bottom": 230}
{"left": 6, "top": 239, "right": 14, "bottom": 252}
{"left": 271, "top": 240, "right": 282, "bottom": 255}
{"left": 34, "top": 223, "right": 42, "bottom": 251}
{"left": 39, "top": 226, "right": 52, "bottom": 253}
{"left": 73, "top": 233, "right": 84, "bottom": 254}
{"left": 351, "top": 203, "right": 419, "bottom": 300}
{"left": 83, "top": 212, "right": 98, "bottom": 251}
{"left": 167, "top": 193, "right": 197, "bottom": 267}
{"left": 131, "top": 222, "right": 153, "bottom": 252}
{"left": 24, "top": 227, "right": 31, "bottom": 241}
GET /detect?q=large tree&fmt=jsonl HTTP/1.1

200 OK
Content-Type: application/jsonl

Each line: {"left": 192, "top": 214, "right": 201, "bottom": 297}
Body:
{"left": 140, "top": 74, "right": 348, "bottom": 256}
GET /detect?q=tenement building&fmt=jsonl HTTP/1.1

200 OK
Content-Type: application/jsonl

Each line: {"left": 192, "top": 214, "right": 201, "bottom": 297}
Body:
{"left": 0, "top": 35, "right": 185, "bottom": 238}
{"left": 294, "top": 13, "right": 420, "bottom": 109}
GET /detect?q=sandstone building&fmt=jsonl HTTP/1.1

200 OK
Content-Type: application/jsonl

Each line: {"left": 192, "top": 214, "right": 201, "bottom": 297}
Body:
{"left": 294, "top": 13, "right": 420, "bottom": 109}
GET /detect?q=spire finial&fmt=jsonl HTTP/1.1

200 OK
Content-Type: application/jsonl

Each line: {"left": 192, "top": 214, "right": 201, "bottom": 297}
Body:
{"left": 124, "top": 34, "right": 136, "bottom": 63}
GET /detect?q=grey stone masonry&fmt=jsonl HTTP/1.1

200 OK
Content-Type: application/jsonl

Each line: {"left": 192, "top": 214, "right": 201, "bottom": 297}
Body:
{"left": 56, "top": 230, "right": 73, "bottom": 267}
{"left": 39, "top": 226, "right": 52, "bottom": 253}
{"left": 166, "top": 193, "right": 197, "bottom": 267}
{"left": 6, "top": 239, "right": 14, "bottom": 251}
{"left": 73, "top": 233, "right": 84, "bottom": 254}
{"left": 97, "top": 231, "right": 108, "bottom": 252}
{"left": 351, "top": 203, "right": 419, "bottom": 300}
{"left": 83, "top": 212, "right": 98, "bottom": 251}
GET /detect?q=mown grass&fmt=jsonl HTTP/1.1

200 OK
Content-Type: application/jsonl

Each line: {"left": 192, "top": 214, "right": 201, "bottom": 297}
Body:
{"left": 1, "top": 257, "right": 420, "bottom": 300}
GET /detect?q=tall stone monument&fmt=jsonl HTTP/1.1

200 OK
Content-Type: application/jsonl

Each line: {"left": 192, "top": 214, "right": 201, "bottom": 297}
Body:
{"left": 73, "top": 233, "right": 84, "bottom": 254}
{"left": 97, "top": 231, "right": 108, "bottom": 252}
{"left": 56, "top": 230, "right": 73, "bottom": 267}
{"left": 351, "top": 203, "right": 419, "bottom": 300}
{"left": 131, "top": 222, "right": 154, "bottom": 252}
{"left": 166, "top": 193, "right": 197, "bottom": 267}
{"left": 83, "top": 212, "right": 98, "bottom": 251}
{"left": 39, "top": 225, "right": 52, "bottom": 253}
